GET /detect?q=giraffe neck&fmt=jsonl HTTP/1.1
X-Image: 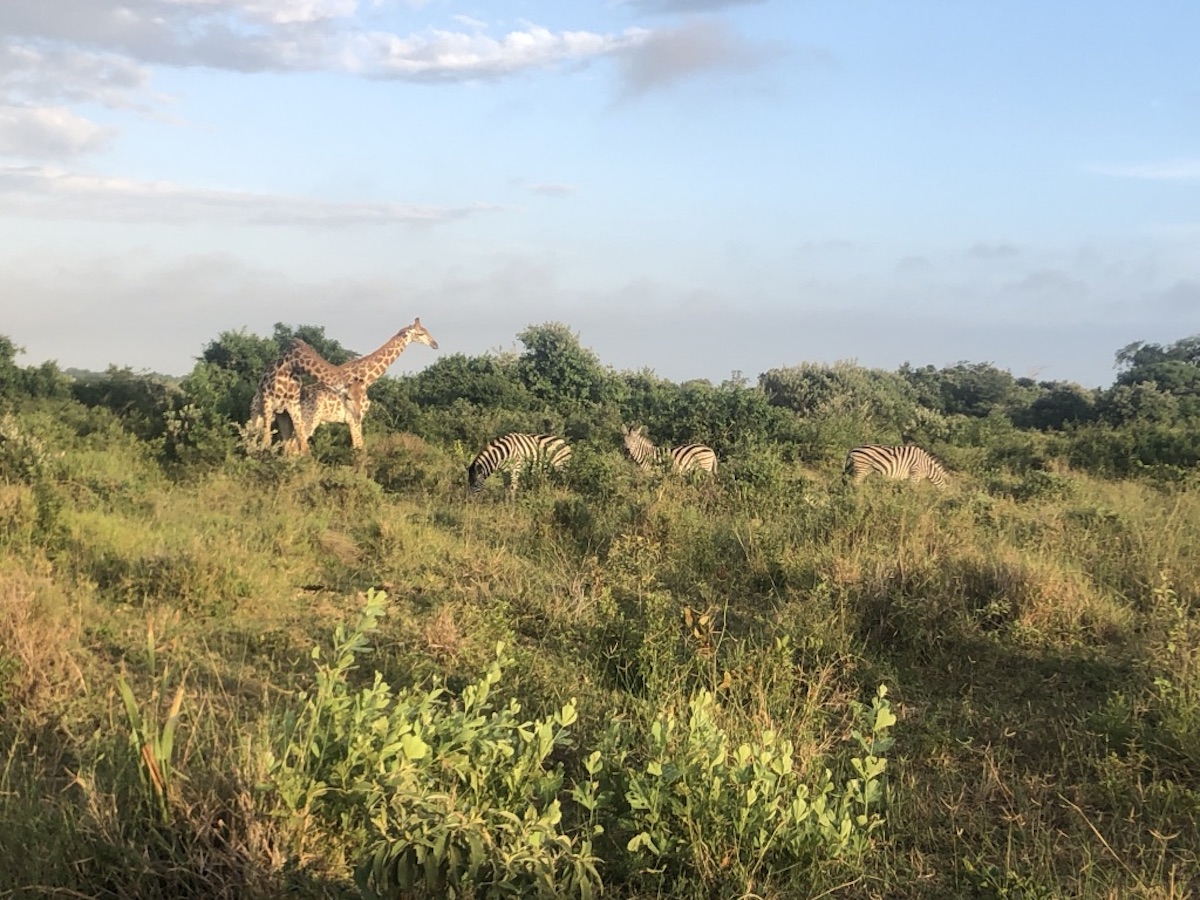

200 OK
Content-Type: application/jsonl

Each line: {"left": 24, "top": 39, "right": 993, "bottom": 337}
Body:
{"left": 340, "top": 328, "right": 417, "bottom": 388}
{"left": 287, "top": 339, "right": 353, "bottom": 388}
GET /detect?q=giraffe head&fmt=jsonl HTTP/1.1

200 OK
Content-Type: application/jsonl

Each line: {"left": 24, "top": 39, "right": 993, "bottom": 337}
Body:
{"left": 406, "top": 317, "right": 439, "bottom": 351}
{"left": 344, "top": 378, "right": 369, "bottom": 420}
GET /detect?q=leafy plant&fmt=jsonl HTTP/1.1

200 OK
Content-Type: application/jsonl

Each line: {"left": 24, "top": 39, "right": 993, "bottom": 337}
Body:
{"left": 115, "top": 622, "right": 188, "bottom": 825}
{"left": 264, "top": 591, "right": 603, "bottom": 898}
{"left": 612, "top": 684, "right": 896, "bottom": 893}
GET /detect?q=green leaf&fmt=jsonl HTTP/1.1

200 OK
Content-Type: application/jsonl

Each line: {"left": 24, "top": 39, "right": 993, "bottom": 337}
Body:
{"left": 400, "top": 733, "right": 429, "bottom": 761}
{"left": 874, "top": 704, "right": 897, "bottom": 732}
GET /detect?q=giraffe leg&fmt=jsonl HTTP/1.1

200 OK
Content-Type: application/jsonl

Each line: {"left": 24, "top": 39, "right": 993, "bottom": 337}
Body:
{"left": 284, "top": 405, "right": 309, "bottom": 455}
{"left": 259, "top": 400, "right": 275, "bottom": 449}
{"left": 347, "top": 415, "right": 366, "bottom": 470}
{"left": 276, "top": 412, "right": 301, "bottom": 456}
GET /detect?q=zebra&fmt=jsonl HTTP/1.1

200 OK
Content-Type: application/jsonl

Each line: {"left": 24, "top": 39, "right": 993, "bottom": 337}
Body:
{"left": 843, "top": 444, "right": 948, "bottom": 487}
{"left": 621, "top": 425, "right": 717, "bottom": 476}
{"left": 467, "top": 433, "right": 572, "bottom": 494}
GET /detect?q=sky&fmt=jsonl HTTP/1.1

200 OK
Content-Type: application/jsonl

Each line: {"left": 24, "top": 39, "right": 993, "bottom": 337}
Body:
{"left": 1, "top": 0, "right": 1197, "bottom": 388}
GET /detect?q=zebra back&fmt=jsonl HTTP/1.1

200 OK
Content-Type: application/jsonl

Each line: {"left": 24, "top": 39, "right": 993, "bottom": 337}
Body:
{"left": 622, "top": 426, "right": 717, "bottom": 475}
{"left": 844, "top": 445, "right": 947, "bottom": 486}
{"left": 467, "top": 433, "right": 572, "bottom": 493}
{"left": 668, "top": 443, "right": 718, "bottom": 475}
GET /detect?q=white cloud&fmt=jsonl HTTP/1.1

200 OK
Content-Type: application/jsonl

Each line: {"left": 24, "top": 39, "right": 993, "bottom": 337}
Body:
{"left": 1090, "top": 159, "right": 1200, "bottom": 182}
{"left": 360, "top": 25, "right": 647, "bottom": 80}
{"left": 0, "top": 42, "right": 153, "bottom": 108}
{"left": 529, "top": 182, "right": 577, "bottom": 197}
{"left": 624, "top": 0, "right": 767, "bottom": 13}
{"left": 452, "top": 14, "right": 488, "bottom": 31}
{"left": 614, "top": 18, "right": 788, "bottom": 96}
{"left": 0, "top": 2, "right": 649, "bottom": 79}
{"left": 0, "top": 0, "right": 771, "bottom": 168}
{"left": 1007, "top": 269, "right": 1088, "bottom": 296}
{"left": 0, "top": 165, "right": 498, "bottom": 225}
{"left": 230, "top": 0, "right": 359, "bottom": 26}
{"left": 0, "top": 41, "right": 159, "bottom": 160}
{"left": 0, "top": 106, "right": 113, "bottom": 158}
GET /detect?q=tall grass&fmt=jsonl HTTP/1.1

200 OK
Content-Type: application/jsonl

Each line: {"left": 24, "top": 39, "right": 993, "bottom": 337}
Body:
{"left": 1, "top": 425, "right": 1198, "bottom": 897}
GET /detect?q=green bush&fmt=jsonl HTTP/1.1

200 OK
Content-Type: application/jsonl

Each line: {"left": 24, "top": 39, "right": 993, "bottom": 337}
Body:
{"left": 264, "top": 592, "right": 603, "bottom": 899}
{"left": 607, "top": 684, "right": 895, "bottom": 894}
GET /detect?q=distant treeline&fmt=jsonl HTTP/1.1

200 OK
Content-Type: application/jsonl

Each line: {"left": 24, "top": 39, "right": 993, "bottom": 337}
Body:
{"left": 2, "top": 326, "right": 1198, "bottom": 479}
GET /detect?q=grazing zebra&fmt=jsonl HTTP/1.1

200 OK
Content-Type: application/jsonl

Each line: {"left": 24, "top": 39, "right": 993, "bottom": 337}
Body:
{"left": 843, "top": 444, "right": 948, "bottom": 486}
{"left": 467, "top": 433, "right": 572, "bottom": 494}
{"left": 621, "top": 425, "right": 717, "bottom": 475}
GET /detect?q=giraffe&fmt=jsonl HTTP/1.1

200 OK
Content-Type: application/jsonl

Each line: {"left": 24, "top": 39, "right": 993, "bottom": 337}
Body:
{"left": 246, "top": 338, "right": 361, "bottom": 454}
{"left": 308, "top": 318, "right": 438, "bottom": 452}
{"left": 284, "top": 379, "right": 369, "bottom": 456}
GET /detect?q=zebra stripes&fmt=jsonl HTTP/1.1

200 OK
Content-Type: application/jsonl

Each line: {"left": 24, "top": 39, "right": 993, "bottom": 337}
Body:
{"left": 467, "top": 433, "right": 572, "bottom": 493}
{"left": 843, "top": 445, "right": 948, "bottom": 486}
{"left": 621, "top": 425, "right": 717, "bottom": 476}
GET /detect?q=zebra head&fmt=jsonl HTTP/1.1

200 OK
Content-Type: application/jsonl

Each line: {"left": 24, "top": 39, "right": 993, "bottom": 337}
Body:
{"left": 466, "top": 459, "right": 487, "bottom": 493}
{"left": 621, "top": 425, "right": 654, "bottom": 467}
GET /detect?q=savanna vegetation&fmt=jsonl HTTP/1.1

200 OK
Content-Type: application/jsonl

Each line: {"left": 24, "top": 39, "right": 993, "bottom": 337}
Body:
{"left": 2, "top": 323, "right": 1199, "bottom": 898}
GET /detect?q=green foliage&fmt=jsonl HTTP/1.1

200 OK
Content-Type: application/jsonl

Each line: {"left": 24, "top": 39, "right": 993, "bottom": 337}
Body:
{"left": 0, "top": 336, "right": 71, "bottom": 405}
{"left": 1094, "top": 577, "right": 1200, "bottom": 775}
{"left": 1017, "top": 381, "right": 1100, "bottom": 430}
{"left": 367, "top": 433, "right": 457, "bottom": 495}
{"left": 7, "top": 326, "right": 1200, "bottom": 898}
{"left": 0, "top": 412, "right": 69, "bottom": 547}
{"left": 620, "top": 371, "right": 782, "bottom": 454}
{"left": 0, "top": 411, "right": 50, "bottom": 483}
{"left": 517, "top": 322, "right": 613, "bottom": 410}
{"left": 72, "top": 365, "right": 176, "bottom": 442}
{"left": 116, "top": 646, "right": 187, "bottom": 825}
{"left": 760, "top": 362, "right": 944, "bottom": 462}
{"left": 1065, "top": 422, "right": 1200, "bottom": 478}
{"left": 265, "top": 592, "right": 603, "bottom": 899}
{"left": 273, "top": 323, "right": 356, "bottom": 365}
{"left": 82, "top": 544, "right": 244, "bottom": 614}
{"left": 610, "top": 684, "right": 895, "bottom": 893}
{"left": 902, "top": 361, "right": 1037, "bottom": 418}
{"left": 0, "top": 334, "right": 22, "bottom": 401}
{"left": 962, "top": 857, "right": 1057, "bottom": 900}
{"left": 1116, "top": 334, "right": 1200, "bottom": 376}
{"left": 562, "top": 444, "right": 631, "bottom": 501}
{"left": 403, "top": 352, "right": 532, "bottom": 410}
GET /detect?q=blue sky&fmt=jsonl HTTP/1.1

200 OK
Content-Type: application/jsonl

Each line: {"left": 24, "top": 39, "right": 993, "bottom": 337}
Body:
{"left": 1, "top": 0, "right": 1197, "bottom": 387}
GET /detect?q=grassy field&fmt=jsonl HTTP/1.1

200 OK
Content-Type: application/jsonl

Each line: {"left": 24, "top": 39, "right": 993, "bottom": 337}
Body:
{"left": 2, "top": 405, "right": 1199, "bottom": 898}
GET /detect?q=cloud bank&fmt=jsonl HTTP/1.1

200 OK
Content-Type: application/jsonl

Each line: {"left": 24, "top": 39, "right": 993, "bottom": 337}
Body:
{"left": 0, "top": 1, "right": 767, "bottom": 166}
{"left": 0, "top": 165, "right": 497, "bottom": 225}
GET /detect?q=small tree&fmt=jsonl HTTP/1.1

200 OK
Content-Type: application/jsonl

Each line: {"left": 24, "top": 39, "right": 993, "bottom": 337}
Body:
{"left": 517, "top": 323, "right": 609, "bottom": 408}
